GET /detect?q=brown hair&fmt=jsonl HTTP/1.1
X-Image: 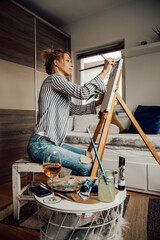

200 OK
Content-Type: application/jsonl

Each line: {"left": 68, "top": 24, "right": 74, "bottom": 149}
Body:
{"left": 42, "top": 48, "right": 71, "bottom": 75}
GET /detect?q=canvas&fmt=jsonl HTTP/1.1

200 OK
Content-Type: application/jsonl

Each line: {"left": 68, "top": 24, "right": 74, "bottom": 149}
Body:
{"left": 100, "top": 59, "right": 123, "bottom": 112}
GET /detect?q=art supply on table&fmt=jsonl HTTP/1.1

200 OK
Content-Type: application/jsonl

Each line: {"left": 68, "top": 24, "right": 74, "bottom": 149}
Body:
{"left": 40, "top": 183, "right": 77, "bottom": 201}
{"left": 78, "top": 188, "right": 91, "bottom": 201}
{"left": 78, "top": 179, "right": 96, "bottom": 200}
{"left": 47, "top": 178, "right": 83, "bottom": 192}
{"left": 80, "top": 179, "right": 95, "bottom": 192}
{"left": 40, "top": 176, "right": 100, "bottom": 204}
{"left": 91, "top": 184, "right": 98, "bottom": 193}
{"left": 118, "top": 156, "right": 125, "bottom": 191}
{"left": 57, "top": 192, "right": 76, "bottom": 201}
{"left": 98, "top": 170, "right": 116, "bottom": 203}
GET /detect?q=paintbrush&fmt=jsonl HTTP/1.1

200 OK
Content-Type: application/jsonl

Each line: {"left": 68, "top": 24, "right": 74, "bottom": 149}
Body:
{"left": 40, "top": 183, "right": 75, "bottom": 201}
{"left": 87, "top": 128, "right": 108, "bottom": 183}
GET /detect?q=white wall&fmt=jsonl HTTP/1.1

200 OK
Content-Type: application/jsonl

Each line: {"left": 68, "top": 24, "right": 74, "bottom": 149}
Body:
{"left": 125, "top": 52, "right": 160, "bottom": 113}
{"left": 62, "top": 0, "right": 160, "bottom": 119}
{"left": 63, "top": 0, "right": 160, "bottom": 51}
{"left": 0, "top": 59, "right": 35, "bottom": 110}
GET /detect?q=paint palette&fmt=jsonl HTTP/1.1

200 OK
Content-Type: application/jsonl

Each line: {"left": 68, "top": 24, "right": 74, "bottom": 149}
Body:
{"left": 46, "top": 175, "right": 101, "bottom": 203}
{"left": 53, "top": 180, "right": 82, "bottom": 192}
{"left": 48, "top": 176, "right": 97, "bottom": 193}
{"left": 47, "top": 176, "right": 86, "bottom": 192}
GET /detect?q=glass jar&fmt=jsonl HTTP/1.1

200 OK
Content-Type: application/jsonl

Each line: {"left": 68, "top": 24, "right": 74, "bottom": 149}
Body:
{"left": 98, "top": 170, "right": 116, "bottom": 203}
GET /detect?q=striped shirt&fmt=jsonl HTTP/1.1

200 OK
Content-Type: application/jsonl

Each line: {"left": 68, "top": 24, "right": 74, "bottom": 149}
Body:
{"left": 34, "top": 73, "right": 106, "bottom": 146}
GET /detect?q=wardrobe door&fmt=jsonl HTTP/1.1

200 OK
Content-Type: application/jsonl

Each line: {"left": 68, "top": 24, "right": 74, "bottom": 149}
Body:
{"left": 0, "top": 0, "right": 71, "bottom": 183}
{"left": 0, "top": 0, "right": 34, "bottom": 67}
{"left": 36, "top": 19, "right": 70, "bottom": 72}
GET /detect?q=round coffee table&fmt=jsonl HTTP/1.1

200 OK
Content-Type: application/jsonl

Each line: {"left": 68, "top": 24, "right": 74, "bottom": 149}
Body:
{"left": 35, "top": 190, "right": 126, "bottom": 240}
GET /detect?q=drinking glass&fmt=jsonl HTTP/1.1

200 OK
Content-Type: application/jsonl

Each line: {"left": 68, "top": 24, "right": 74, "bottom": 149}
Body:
{"left": 43, "top": 150, "right": 62, "bottom": 204}
{"left": 98, "top": 170, "right": 116, "bottom": 202}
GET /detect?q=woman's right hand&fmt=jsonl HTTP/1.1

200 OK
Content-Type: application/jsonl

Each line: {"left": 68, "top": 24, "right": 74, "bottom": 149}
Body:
{"left": 103, "top": 58, "right": 115, "bottom": 72}
{"left": 99, "top": 58, "right": 115, "bottom": 80}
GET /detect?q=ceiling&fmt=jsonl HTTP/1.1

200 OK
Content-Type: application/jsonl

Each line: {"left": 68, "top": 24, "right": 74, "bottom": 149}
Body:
{"left": 13, "top": 0, "right": 133, "bottom": 28}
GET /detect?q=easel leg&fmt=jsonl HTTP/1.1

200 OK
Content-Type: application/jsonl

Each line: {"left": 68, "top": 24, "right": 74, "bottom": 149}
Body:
{"left": 116, "top": 92, "right": 160, "bottom": 165}
{"left": 90, "top": 94, "right": 117, "bottom": 177}
{"left": 88, "top": 112, "right": 105, "bottom": 152}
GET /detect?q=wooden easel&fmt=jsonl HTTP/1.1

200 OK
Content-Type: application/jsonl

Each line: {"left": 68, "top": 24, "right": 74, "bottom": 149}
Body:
{"left": 88, "top": 61, "right": 160, "bottom": 177}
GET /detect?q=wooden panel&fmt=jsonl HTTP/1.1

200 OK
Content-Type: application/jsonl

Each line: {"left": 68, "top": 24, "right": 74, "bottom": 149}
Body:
{"left": 0, "top": 109, "right": 36, "bottom": 183}
{"left": 36, "top": 19, "right": 71, "bottom": 72}
{"left": 0, "top": 0, "right": 71, "bottom": 71}
{"left": 0, "top": 0, "right": 34, "bottom": 68}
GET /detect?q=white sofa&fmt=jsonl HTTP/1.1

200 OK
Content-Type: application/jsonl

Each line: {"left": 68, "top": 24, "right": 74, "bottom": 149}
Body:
{"left": 64, "top": 114, "right": 160, "bottom": 196}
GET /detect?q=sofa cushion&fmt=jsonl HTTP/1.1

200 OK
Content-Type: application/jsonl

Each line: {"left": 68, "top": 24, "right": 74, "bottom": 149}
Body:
{"left": 64, "top": 132, "right": 160, "bottom": 150}
{"left": 89, "top": 123, "right": 119, "bottom": 134}
{"left": 128, "top": 105, "right": 160, "bottom": 134}
{"left": 68, "top": 116, "right": 74, "bottom": 131}
{"left": 73, "top": 114, "right": 98, "bottom": 132}
{"left": 89, "top": 124, "right": 102, "bottom": 134}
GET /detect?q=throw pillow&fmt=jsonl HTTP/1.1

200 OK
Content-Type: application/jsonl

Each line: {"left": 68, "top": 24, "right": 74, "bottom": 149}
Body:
{"left": 68, "top": 116, "right": 74, "bottom": 131}
{"left": 128, "top": 105, "right": 160, "bottom": 134}
{"left": 89, "top": 123, "right": 119, "bottom": 135}
{"left": 89, "top": 124, "right": 102, "bottom": 134}
{"left": 73, "top": 114, "right": 99, "bottom": 133}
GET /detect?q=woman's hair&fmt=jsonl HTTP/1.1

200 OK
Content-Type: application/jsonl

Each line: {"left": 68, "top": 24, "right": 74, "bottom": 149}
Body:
{"left": 42, "top": 48, "right": 71, "bottom": 75}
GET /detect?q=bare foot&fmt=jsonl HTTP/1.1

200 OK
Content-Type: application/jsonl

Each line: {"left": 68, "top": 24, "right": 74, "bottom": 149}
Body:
{"left": 86, "top": 151, "right": 93, "bottom": 160}
{"left": 80, "top": 155, "right": 93, "bottom": 163}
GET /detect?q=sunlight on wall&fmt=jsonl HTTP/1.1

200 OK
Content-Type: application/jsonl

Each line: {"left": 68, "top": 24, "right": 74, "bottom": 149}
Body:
{"left": 0, "top": 59, "right": 35, "bottom": 110}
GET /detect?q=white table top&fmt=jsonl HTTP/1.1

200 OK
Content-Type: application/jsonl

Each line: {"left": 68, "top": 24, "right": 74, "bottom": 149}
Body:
{"left": 35, "top": 189, "right": 126, "bottom": 214}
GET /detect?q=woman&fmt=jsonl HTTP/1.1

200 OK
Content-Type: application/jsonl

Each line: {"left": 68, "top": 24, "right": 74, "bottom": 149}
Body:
{"left": 27, "top": 48, "right": 115, "bottom": 176}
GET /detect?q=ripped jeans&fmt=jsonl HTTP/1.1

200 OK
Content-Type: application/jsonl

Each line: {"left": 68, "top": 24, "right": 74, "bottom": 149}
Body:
{"left": 27, "top": 135, "right": 93, "bottom": 176}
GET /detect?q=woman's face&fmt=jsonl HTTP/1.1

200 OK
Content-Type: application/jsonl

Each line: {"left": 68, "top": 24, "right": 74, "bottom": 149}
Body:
{"left": 54, "top": 53, "right": 73, "bottom": 77}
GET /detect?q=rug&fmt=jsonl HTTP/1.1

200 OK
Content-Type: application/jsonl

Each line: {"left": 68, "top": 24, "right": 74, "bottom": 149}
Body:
{"left": 0, "top": 195, "right": 160, "bottom": 240}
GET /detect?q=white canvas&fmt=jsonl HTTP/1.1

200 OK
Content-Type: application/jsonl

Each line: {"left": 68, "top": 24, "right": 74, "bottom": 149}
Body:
{"left": 100, "top": 59, "right": 123, "bottom": 112}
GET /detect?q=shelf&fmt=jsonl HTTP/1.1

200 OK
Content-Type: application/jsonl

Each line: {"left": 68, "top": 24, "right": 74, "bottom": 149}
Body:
{"left": 122, "top": 41, "right": 160, "bottom": 58}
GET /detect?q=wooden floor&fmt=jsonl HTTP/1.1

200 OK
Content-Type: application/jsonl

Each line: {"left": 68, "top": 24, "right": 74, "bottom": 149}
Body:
{"left": 0, "top": 173, "right": 159, "bottom": 240}
{"left": 0, "top": 173, "right": 47, "bottom": 240}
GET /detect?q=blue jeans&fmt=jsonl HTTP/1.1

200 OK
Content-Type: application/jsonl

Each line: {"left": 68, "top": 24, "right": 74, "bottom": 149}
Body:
{"left": 27, "top": 135, "right": 93, "bottom": 176}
